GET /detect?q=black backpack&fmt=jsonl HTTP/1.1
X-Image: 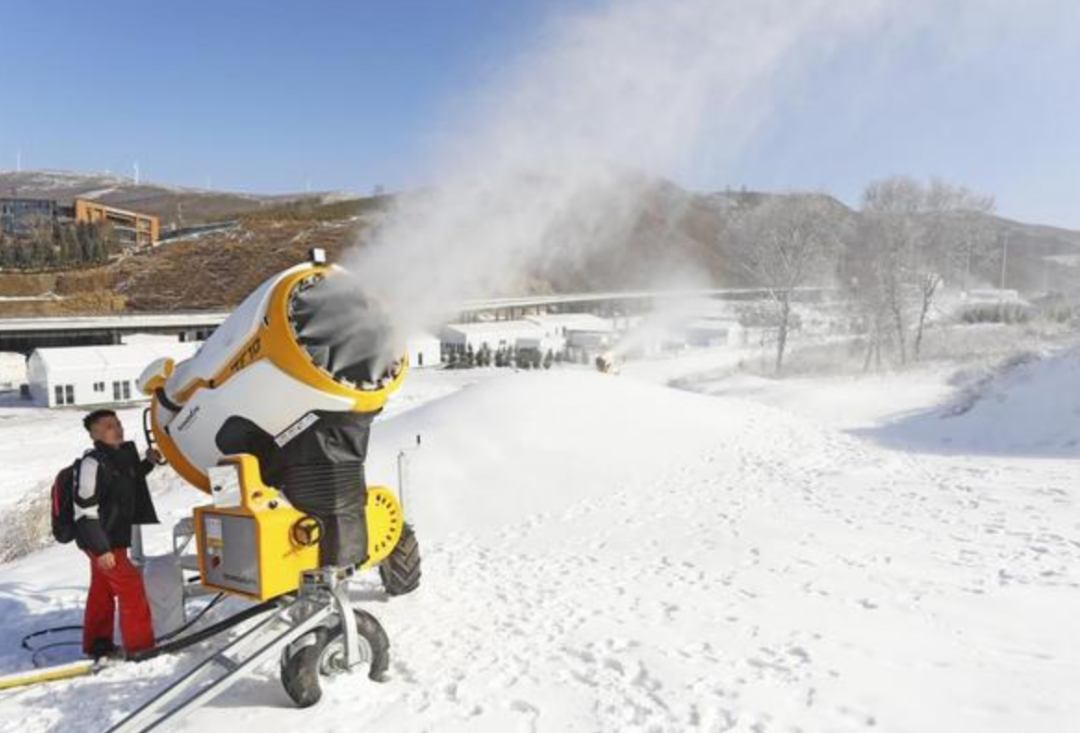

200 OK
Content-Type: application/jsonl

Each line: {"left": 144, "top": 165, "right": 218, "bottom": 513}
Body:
{"left": 50, "top": 459, "right": 82, "bottom": 544}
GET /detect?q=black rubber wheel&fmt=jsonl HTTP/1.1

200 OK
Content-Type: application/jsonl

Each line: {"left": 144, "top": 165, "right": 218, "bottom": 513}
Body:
{"left": 280, "top": 628, "right": 327, "bottom": 708}
{"left": 378, "top": 522, "right": 422, "bottom": 596}
{"left": 280, "top": 609, "right": 390, "bottom": 708}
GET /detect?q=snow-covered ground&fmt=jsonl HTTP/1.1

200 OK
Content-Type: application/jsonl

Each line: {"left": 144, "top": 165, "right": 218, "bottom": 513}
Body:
{"left": 0, "top": 348, "right": 1077, "bottom": 733}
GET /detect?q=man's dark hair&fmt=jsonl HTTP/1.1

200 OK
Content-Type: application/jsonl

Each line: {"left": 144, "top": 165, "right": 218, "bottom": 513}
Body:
{"left": 83, "top": 409, "right": 118, "bottom": 432}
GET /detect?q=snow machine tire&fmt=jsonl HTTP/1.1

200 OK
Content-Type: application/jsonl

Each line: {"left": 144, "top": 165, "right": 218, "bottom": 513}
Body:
{"left": 280, "top": 610, "right": 390, "bottom": 708}
{"left": 281, "top": 628, "right": 326, "bottom": 708}
{"left": 378, "top": 522, "right": 421, "bottom": 596}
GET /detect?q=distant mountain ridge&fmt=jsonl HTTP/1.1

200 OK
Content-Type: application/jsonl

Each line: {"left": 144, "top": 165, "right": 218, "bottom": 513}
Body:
{"left": 0, "top": 169, "right": 358, "bottom": 227}
{"left": 0, "top": 169, "right": 1077, "bottom": 316}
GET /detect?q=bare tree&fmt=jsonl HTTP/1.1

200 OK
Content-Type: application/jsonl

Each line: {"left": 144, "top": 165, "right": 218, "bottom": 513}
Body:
{"left": 733, "top": 194, "right": 842, "bottom": 373}
{"left": 859, "top": 176, "right": 923, "bottom": 366}
{"left": 849, "top": 176, "right": 999, "bottom": 367}
{"left": 913, "top": 179, "right": 995, "bottom": 359}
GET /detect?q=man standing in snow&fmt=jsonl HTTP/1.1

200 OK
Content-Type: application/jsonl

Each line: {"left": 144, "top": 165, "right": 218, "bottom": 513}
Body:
{"left": 74, "top": 409, "right": 161, "bottom": 658}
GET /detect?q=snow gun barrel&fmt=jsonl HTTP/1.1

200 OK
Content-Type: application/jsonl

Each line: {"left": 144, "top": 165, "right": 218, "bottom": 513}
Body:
{"left": 136, "top": 252, "right": 408, "bottom": 494}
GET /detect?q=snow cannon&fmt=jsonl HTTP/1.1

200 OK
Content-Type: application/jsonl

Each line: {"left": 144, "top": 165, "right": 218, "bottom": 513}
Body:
{"left": 595, "top": 351, "right": 620, "bottom": 375}
{"left": 136, "top": 249, "right": 420, "bottom": 603}
{"left": 105, "top": 251, "right": 428, "bottom": 713}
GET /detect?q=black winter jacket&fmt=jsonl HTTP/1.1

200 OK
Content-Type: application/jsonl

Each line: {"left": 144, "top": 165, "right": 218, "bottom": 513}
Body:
{"left": 73, "top": 441, "right": 160, "bottom": 556}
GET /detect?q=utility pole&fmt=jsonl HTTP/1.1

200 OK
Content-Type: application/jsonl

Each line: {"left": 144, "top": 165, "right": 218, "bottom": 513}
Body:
{"left": 999, "top": 229, "right": 1009, "bottom": 290}
{"left": 963, "top": 236, "right": 973, "bottom": 294}
{"left": 133, "top": 160, "right": 140, "bottom": 185}
{"left": 15, "top": 148, "right": 21, "bottom": 172}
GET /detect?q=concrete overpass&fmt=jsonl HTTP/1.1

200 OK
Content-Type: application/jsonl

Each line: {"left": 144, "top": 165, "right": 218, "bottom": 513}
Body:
{"left": 456, "top": 287, "right": 831, "bottom": 321}
{"left": 0, "top": 312, "right": 227, "bottom": 354}
{"left": 0, "top": 287, "right": 831, "bottom": 354}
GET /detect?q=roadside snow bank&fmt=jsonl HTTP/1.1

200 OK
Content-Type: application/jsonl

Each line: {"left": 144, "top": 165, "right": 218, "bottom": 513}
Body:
{"left": 868, "top": 348, "right": 1080, "bottom": 456}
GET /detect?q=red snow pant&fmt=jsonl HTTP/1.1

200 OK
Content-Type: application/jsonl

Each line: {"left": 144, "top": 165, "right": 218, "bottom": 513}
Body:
{"left": 82, "top": 548, "right": 155, "bottom": 655}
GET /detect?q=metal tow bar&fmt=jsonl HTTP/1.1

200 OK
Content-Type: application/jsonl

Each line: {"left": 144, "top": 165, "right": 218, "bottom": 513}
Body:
{"left": 104, "top": 568, "right": 362, "bottom": 733}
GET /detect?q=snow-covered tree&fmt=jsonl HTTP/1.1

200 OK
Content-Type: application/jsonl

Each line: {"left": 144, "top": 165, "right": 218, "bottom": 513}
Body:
{"left": 733, "top": 194, "right": 843, "bottom": 373}
{"left": 913, "top": 179, "right": 996, "bottom": 359}
{"left": 857, "top": 177, "right": 924, "bottom": 366}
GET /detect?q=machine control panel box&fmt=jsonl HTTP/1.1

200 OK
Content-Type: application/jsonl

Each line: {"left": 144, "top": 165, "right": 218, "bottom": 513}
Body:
{"left": 198, "top": 512, "right": 261, "bottom": 597}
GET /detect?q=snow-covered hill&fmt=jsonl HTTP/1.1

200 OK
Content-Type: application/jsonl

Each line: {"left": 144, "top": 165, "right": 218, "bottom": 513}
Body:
{"left": 867, "top": 348, "right": 1080, "bottom": 456}
{"left": 0, "top": 357, "right": 1076, "bottom": 733}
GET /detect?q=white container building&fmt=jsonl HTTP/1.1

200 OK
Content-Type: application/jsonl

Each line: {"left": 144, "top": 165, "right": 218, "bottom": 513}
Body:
{"left": 0, "top": 352, "right": 26, "bottom": 391}
{"left": 405, "top": 333, "right": 442, "bottom": 368}
{"left": 440, "top": 320, "right": 555, "bottom": 354}
{"left": 27, "top": 342, "right": 200, "bottom": 408}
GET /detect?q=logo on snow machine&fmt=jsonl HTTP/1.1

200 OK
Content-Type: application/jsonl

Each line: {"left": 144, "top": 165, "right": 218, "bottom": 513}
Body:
{"left": 228, "top": 337, "right": 263, "bottom": 375}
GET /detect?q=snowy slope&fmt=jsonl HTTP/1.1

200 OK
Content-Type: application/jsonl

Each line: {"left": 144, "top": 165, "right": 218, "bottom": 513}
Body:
{"left": 867, "top": 348, "right": 1080, "bottom": 456}
{"left": 0, "top": 364, "right": 1077, "bottom": 733}
{"left": 673, "top": 368, "right": 957, "bottom": 432}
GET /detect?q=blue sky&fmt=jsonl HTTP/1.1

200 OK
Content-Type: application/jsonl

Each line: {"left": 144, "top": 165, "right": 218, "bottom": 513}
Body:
{"left": 1, "top": 0, "right": 1078, "bottom": 227}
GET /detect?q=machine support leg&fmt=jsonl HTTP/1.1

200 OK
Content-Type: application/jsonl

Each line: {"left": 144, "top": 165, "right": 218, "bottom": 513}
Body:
{"left": 332, "top": 580, "right": 361, "bottom": 669}
{"left": 130, "top": 525, "right": 145, "bottom": 566}
{"left": 299, "top": 567, "right": 363, "bottom": 670}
